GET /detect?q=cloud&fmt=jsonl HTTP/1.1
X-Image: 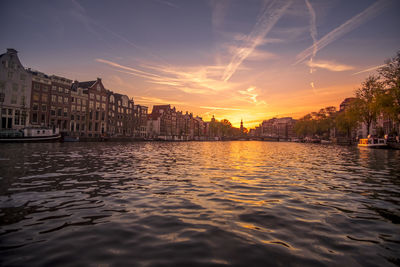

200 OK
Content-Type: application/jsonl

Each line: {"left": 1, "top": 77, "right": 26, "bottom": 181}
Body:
{"left": 305, "top": 0, "right": 318, "bottom": 74}
{"left": 226, "top": 45, "right": 277, "bottom": 61}
{"left": 352, "top": 64, "right": 386, "bottom": 75}
{"left": 294, "top": 0, "right": 392, "bottom": 65}
{"left": 222, "top": 0, "right": 292, "bottom": 82}
{"left": 306, "top": 60, "right": 354, "bottom": 71}
{"left": 211, "top": 0, "right": 230, "bottom": 32}
{"left": 96, "top": 58, "right": 236, "bottom": 95}
{"left": 200, "top": 106, "right": 242, "bottom": 111}
{"left": 136, "top": 96, "right": 186, "bottom": 106}
{"left": 238, "top": 87, "right": 267, "bottom": 105}
{"left": 96, "top": 58, "right": 162, "bottom": 78}
{"left": 154, "top": 0, "right": 179, "bottom": 9}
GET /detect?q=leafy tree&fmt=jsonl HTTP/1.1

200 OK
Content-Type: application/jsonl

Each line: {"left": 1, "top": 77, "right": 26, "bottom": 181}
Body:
{"left": 335, "top": 101, "right": 359, "bottom": 138}
{"left": 355, "top": 76, "right": 384, "bottom": 135}
{"left": 378, "top": 51, "right": 400, "bottom": 122}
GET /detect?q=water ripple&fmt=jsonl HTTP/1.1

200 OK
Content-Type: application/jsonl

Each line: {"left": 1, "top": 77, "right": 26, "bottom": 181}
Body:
{"left": 0, "top": 141, "right": 399, "bottom": 266}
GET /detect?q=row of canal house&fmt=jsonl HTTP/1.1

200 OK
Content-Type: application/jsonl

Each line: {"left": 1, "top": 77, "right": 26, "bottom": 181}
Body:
{"left": 249, "top": 117, "right": 297, "bottom": 139}
{"left": 147, "top": 104, "right": 208, "bottom": 140}
{"left": 0, "top": 48, "right": 148, "bottom": 138}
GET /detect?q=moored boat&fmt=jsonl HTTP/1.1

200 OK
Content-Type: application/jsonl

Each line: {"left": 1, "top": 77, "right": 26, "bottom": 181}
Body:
{"left": 0, "top": 127, "right": 61, "bottom": 142}
{"left": 358, "top": 137, "right": 387, "bottom": 148}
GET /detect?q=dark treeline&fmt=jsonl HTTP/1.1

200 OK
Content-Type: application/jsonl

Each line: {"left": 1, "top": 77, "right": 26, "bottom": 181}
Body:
{"left": 209, "top": 118, "right": 247, "bottom": 138}
{"left": 295, "top": 51, "right": 400, "bottom": 139}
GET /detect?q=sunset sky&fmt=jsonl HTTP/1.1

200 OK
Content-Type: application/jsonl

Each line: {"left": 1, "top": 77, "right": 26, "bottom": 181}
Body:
{"left": 1, "top": 0, "right": 399, "bottom": 128}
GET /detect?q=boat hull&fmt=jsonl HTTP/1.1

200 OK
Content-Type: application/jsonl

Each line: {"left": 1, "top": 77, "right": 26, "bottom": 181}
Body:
{"left": 0, "top": 134, "right": 61, "bottom": 143}
{"left": 357, "top": 144, "right": 388, "bottom": 148}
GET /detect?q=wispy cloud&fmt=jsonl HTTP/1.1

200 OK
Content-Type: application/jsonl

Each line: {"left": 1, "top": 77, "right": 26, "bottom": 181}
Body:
{"left": 222, "top": 0, "right": 292, "bottom": 82}
{"left": 295, "top": 0, "right": 392, "bottom": 65}
{"left": 352, "top": 64, "right": 385, "bottom": 75}
{"left": 154, "top": 0, "right": 179, "bottom": 9}
{"left": 136, "top": 96, "right": 186, "bottom": 106}
{"left": 238, "top": 87, "right": 267, "bottom": 105}
{"left": 211, "top": 0, "right": 230, "bottom": 32}
{"left": 305, "top": 0, "right": 318, "bottom": 74}
{"left": 96, "top": 58, "right": 236, "bottom": 95}
{"left": 200, "top": 106, "right": 242, "bottom": 111}
{"left": 307, "top": 60, "right": 354, "bottom": 72}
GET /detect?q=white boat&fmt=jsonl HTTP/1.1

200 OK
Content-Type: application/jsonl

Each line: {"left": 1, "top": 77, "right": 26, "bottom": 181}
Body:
{"left": 358, "top": 137, "right": 387, "bottom": 148}
{"left": 0, "top": 127, "right": 61, "bottom": 142}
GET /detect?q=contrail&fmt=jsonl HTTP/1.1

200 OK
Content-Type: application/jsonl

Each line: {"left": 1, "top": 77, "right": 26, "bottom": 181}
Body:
{"left": 222, "top": 0, "right": 292, "bottom": 82}
{"left": 352, "top": 64, "right": 385, "bottom": 75}
{"left": 294, "top": 0, "right": 392, "bottom": 65}
{"left": 305, "top": 0, "right": 317, "bottom": 74}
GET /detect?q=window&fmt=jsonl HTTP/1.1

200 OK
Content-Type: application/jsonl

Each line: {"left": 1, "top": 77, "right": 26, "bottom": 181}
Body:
{"left": 71, "top": 105, "right": 76, "bottom": 111}
{"left": 20, "top": 74, "right": 26, "bottom": 81}
{"left": 58, "top": 96, "right": 63, "bottom": 103}
{"left": 34, "top": 83, "right": 40, "bottom": 90}
{"left": 102, "top": 103, "right": 106, "bottom": 109}
{"left": 42, "top": 94, "right": 48, "bottom": 102}
{"left": 58, "top": 86, "right": 63, "bottom": 93}
{"left": 57, "top": 108, "right": 62, "bottom": 116}
{"left": 43, "top": 86, "right": 49, "bottom": 92}
{"left": 64, "top": 108, "right": 68, "bottom": 117}
{"left": 52, "top": 95, "right": 57, "bottom": 102}
{"left": 12, "top": 83, "right": 18, "bottom": 92}
{"left": 32, "top": 113, "right": 38, "bottom": 123}
{"left": 89, "top": 101, "right": 94, "bottom": 109}
{"left": 52, "top": 85, "right": 57, "bottom": 91}
{"left": 95, "top": 111, "right": 99, "bottom": 120}
{"left": 65, "top": 88, "right": 69, "bottom": 94}
{"left": 14, "top": 110, "right": 20, "bottom": 125}
{"left": 102, "top": 96, "right": 106, "bottom": 102}
{"left": 71, "top": 115, "right": 74, "bottom": 120}
{"left": 11, "top": 94, "right": 18, "bottom": 104}
{"left": 82, "top": 106, "right": 86, "bottom": 112}
{"left": 42, "top": 104, "right": 47, "bottom": 111}
{"left": 0, "top": 81, "right": 5, "bottom": 92}
{"left": 41, "top": 114, "right": 45, "bottom": 123}
{"left": 96, "top": 102, "right": 100, "bottom": 109}
{"left": 64, "top": 97, "right": 68, "bottom": 104}
{"left": 77, "top": 98, "right": 81, "bottom": 105}
{"left": 8, "top": 72, "right": 13, "bottom": 79}
{"left": 21, "top": 96, "right": 26, "bottom": 106}
{"left": 51, "top": 106, "right": 56, "bottom": 116}
{"left": 77, "top": 105, "right": 81, "bottom": 111}
{"left": 90, "top": 93, "right": 94, "bottom": 99}
{"left": 33, "top": 92, "right": 40, "bottom": 101}
{"left": 96, "top": 95, "right": 100, "bottom": 101}
{"left": 33, "top": 103, "right": 39, "bottom": 110}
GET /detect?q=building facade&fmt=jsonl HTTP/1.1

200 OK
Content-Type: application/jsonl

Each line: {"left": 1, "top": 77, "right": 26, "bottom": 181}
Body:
{"left": 0, "top": 49, "right": 31, "bottom": 129}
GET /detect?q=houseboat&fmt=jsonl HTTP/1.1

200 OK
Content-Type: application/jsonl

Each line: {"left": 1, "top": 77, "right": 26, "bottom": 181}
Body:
{"left": 0, "top": 127, "right": 61, "bottom": 142}
{"left": 358, "top": 137, "right": 387, "bottom": 148}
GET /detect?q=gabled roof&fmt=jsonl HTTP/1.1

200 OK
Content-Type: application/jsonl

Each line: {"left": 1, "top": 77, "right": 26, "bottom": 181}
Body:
{"left": 77, "top": 80, "right": 96, "bottom": 88}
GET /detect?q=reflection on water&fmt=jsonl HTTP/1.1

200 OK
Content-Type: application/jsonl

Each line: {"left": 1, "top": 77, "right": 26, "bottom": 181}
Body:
{"left": 0, "top": 142, "right": 399, "bottom": 266}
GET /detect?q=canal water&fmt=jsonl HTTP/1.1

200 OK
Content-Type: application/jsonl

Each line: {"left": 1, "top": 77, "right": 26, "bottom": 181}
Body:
{"left": 0, "top": 142, "right": 399, "bottom": 266}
